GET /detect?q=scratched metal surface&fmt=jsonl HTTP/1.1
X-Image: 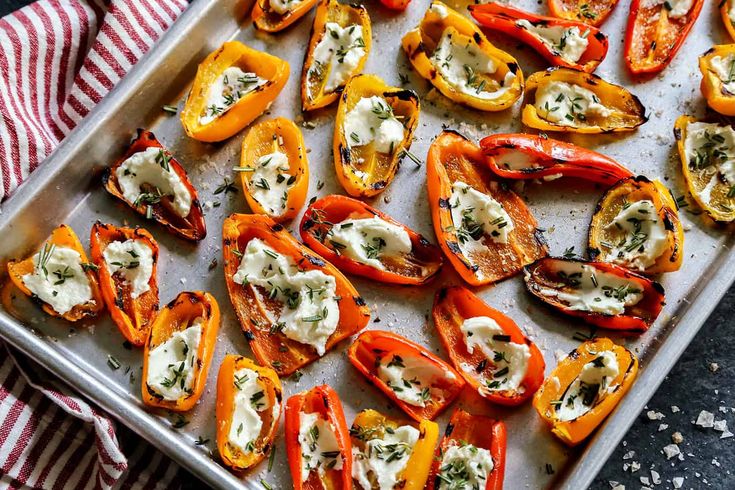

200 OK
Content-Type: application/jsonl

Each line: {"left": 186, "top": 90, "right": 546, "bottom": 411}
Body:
{"left": 0, "top": 0, "right": 733, "bottom": 488}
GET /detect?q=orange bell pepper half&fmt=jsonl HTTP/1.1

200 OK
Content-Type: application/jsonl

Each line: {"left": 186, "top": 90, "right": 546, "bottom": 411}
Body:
{"left": 721, "top": 1, "right": 735, "bottom": 42}
{"left": 426, "top": 409, "right": 506, "bottom": 490}
{"left": 524, "top": 257, "right": 665, "bottom": 333}
{"left": 103, "top": 129, "right": 206, "bottom": 242}
{"left": 350, "top": 409, "right": 439, "bottom": 490}
{"left": 285, "top": 385, "right": 352, "bottom": 490}
{"left": 251, "top": 0, "right": 318, "bottom": 33}
{"left": 222, "top": 213, "right": 370, "bottom": 377}
{"left": 624, "top": 0, "right": 704, "bottom": 75}
{"left": 699, "top": 45, "right": 735, "bottom": 117}
{"left": 181, "top": 41, "right": 289, "bottom": 142}
{"left": 547, "top": 0, "right": 619, "bottom": 26}
{"left": 141, "top": 291, "right": 220, "bottom": 412}
{"left": 347, "top": 330, "right": 465, "bottom": 422}
{"left": 533, "top": 337, "right": 638, "bottom": 446}
{"left": 215, "top": 355, "right": 282, "bottom": 471}
{"left": 480, "top": 133, "right": 633, "bottom": 186}
{"left": 469, "top": 3, "right": 608, "bottom": 73}
{"left": 432, "top": 286, "right": 545, "bottom": 406}
{"left": 89, "top": 222, "right": 159, "bottom": 346}
{"left": 7, "top": 224, "right": 104, "bottom": 322}
{"left": 426, "top": 130, "right": 548, "bottom": 286}
{"left": 238, "top": 117, "right": 309, "bottom": 222}
{"left": 299, "top": 195, "right": 443, "bottom": 285}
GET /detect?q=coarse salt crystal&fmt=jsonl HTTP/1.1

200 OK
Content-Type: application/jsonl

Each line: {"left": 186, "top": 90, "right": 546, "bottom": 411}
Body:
{"left": 658, "top": 423, "right": 669, "bottom": 432}
{"left": 672, "top": 477, "right": 684, "bottom": 489}
{"left": 663, "top": 444, "right": 680, "bottom": 460}
{"left": 695, "top": 410, "right": 715, "bottom": 428}
{"left": 714, "top": 419, "right": 728, "bottom": 432}
{"left": 647, "top": 410, "right": 665, "bottom": 421}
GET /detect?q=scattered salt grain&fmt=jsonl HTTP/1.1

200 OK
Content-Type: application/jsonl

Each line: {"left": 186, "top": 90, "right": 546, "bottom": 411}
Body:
{"left": 672, "top": 477, "right": 684, "bottom": 489}
{"left": 708, "top": 362, "right": 719, "bottom": 373}
{"left": 623, "top": 451, "right": 635, "bottom": 460}
{"left": 631, "top": 461, "right": 641, "bottom": 473}
{"left": 695, "top": 410, "right": 715, "bottom": 428}
{"left": 671, "top": 406, "right": 680, "bottom": 413}
{"left": 651, "top": 470, "right": 661, "bottom": 485}
{"left": 658, "top": 423, "right": 669, "bottom": 432}
{"left": 647, "top": 410, "right": 665, "bottom": 421}
{"left": 713, "top": 419, "right": 728, "bottom": 432}
{"left": 663, "top": 444, "right": 680, "bottom": 460}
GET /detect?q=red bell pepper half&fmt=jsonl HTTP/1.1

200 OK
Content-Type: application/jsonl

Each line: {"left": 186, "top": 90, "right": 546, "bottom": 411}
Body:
{"left": 300, "top": 195, "right": 444, "bottom": 285}
{"left": 432, "top": 286, "right": 545, "bottom": 406}
{"left": 379, "top": 0, "right": 410, "bottom": 10}
{"left": 470, "top": 3, "right": 608, "bottom": 73}
{"left": 426, "top": 409, "right": 506, "bottom": 490}
{"left": 285, "top": 385, "right": 352, "bottom": 490}
{"left": 624, "top": 0, "right": 704, "bottom": 75}
{"left": 480, "top": 133, "right": 632, "bottom": 186}
{"left": 347, "top": 330, "right": 465, "bottom": 422}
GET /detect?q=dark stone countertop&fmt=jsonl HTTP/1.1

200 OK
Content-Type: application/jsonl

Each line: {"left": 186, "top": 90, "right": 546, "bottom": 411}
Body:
{"left": 2, "top": 1, "right": 734, "bottom": 488}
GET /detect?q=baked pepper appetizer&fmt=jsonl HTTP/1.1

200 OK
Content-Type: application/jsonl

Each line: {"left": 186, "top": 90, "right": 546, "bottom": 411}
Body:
{"left": 427, "top": 131, "right": 548, "bottom": 286}
{"left": 301, "top": 0, "right": 371, "bottom": 111}
{"left": 674, "top": 116, "right": 735, "bottom": 222}
{"left": 522, "top": 68, "right": 647, "bottom": 133}
{"left": 348, "top": 330, "right": 466, "bottom": 422}
{"left": 469, "top": 3, "right": 608, "bottom": 73}
{"left": 7, "top": 224, "right": 103, "bottom": 322}
{"left": 181, "top": 41, "right": 289, "bottom": 142}
{"left": 721, "top": 1, "right": 735, "bottom": 42}
{"left": 215, "top": 355, "right": 282, "bottom": 472}
{"left": 588, "top": 176, "right": 684, "bottom": 274}
{"left": 401, "top": 1, "right": 523, "bottom": 112}
{"left": 432, "top": 286, "right": 545, "bottom": 406}
{"left": 222, "top": 214, "right": 370, "bottom": 377}
{"left": 426, "top": 409, "right": 506, "bottom": 490}
{"left": 699, "top": 45, "right": 735, "bottom": 116}
{"left": 533, "top": 337, "right": 638, "bottom": 446}
{"left": 480, "top": 133, "right": 633, "bottom": 186}
{"left": 350, "top": 409, "right": 439, "bottom": 490}
{"left": 300, "top": 195, "right": 443, "bottom": 285}
{"left": 547, "top": 0, "right": 619, "bottom": 27}
{"left": 237, "top": 117, "right": 309, "bottom": 221}
{"left": 524, "top": 258, "right": 665, "bottom": 332}
{"left": 141, "top": 291, "right": 220, "bottom": 412}
{"left": 251, "top": 0, "right": 318, "bottom": 33}
{"left": 333, "top": 74, "right": 420, "bottom": 197}
{"left": 103, "top": 129, "right": 206, "bottom": 241}
{"left": 624, "top": 0, "right": 704, "bottom": 75}
{"left": 90, "top": 222, "right": 159, "bottom": 346}
{"left": 285, "top": 385, "right": 352, "bottom": 489}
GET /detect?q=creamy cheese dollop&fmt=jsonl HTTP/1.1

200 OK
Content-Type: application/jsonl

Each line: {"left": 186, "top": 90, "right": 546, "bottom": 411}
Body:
{"left": 435, "top": 443, "right": 495, "bottom": 490}
{"left": 604, "top": 200, "right": 668, "bottom": 270}
{"left": 227, "top": 368, "right": 272, "bottom": 453}
{"left": 102, "top": 239, "right": 154, "bottom": 299}
{"left": 199, "top": 66, "right": 266, "bottom": 125}
{"left": 343, "top": 96, "right": 405, "bottom": 154}
{"left": 299, "top": 412, "right": 343, "bottom": 481}
{"left": 115, "top": 147, "right": 192, "bottom": 218}
{"left": 709, "top": 54, "right": 735, "bottom": 95}
{"left": 310, "top": 22, "right": 365, "bottom": 93}
{"left": 534, "top": 81, "right": 612, "bottom": 127}
{"left": 232, "top": 238, "right": 340, "bottom": 355}
{"left": 21, "top": 244, "right": 94, "bottom": 316}
{"left": 642, "top": 0, "right": 694, "bottom": 18}
{"left": 683, "top": 121, "right": 735, "bottom": 198}
{"left": 557, "top": 350, "right": 619, "bottom": 421}
{"left": 247, "top": 151, "right": 292, "bottom": 217}
{"left": 516, "top": 20, "right": 589, "bottom": 63}
{"left": 146, "top": 319, "right": 202, "bottom": 400}
{"left": 352, "top": 424, "right": 420, "bottom": 490}
{"left": 269, "top": 0, "right": 303, "bottom": 14}
{"left": 328, "top": 216, "right": 412, "bottom": 270}
{"left": 377, "top": 354, "right": 452, "bottom": 407}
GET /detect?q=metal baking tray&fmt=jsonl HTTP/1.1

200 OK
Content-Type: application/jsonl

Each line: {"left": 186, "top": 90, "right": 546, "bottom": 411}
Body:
{"left": 0, "top": 0, "right": 733, "bottom": 488}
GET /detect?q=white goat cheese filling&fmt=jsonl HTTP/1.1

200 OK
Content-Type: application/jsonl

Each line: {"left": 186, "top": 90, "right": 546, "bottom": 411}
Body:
{"left": 557, "top": 350, "right": 619, "bottom": 421}
{"left": 535, "top": 81, "right": 612, "bottom": 127}
{"left": 516, "top": 20, "right": 589, "bottom": 63}
{"left": 343, "top": 96, "right": 405, "bottom": 154}
{"left": 604, "top": 200, "right": 668, "bottom": 270}
{"left": 228, "top": 368, "right": 272, "bottom": 453}
{"left": 310, "top": 22, "right": 365, "bottom": 93}
{"left": 299, "top": 412, "right": 343, "bottom": 481}
{"left": 199, "top": 66, "right": 266, "bottom": 125}
{"left": 102, "top": 239, "right": 154, "bottom": 299}
{"left": 328, "top": 216, "right": 412, "bottom": 270}
{"left": 146, "top": 320, "right": 202, "bottom": 400}
{"left": 352, "top": 424, "right": 420, "bottom": 490}
{"left": 436, "top": 443, "right": 495, "bottom": 490}
{"left": 247, "top": 151, "right": 293, "bottom": 217}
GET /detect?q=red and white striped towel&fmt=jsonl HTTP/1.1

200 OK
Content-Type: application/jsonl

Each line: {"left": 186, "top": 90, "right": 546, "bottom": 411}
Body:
{"left": 1, "top": 0, "right": 188, "bottom": 488}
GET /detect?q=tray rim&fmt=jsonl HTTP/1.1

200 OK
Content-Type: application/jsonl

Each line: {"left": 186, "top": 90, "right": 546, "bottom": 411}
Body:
{"left": 0, "top": 0, "right": 733, "bottom": 488}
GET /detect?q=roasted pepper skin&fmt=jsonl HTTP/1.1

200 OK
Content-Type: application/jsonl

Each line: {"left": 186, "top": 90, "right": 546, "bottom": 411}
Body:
{"left": 522, "top": 68, "right": 647, "bottom": 133}
{"left": 547, "top": 0, "right": 619, "bottom": 27}
{"left": 674, "top": 115, "right": 735, "bottom": 222}
{"left": 624, "top": 0, "right": 704, "bottom": 75}
{"left": 350, "top": 409, "right": 438, "bottom": 490}
{"left": 432, "top": 286, "right": 545, "bottom": 406}
{"left": 181, "top": 41, "right": 289, "bottom": 142}
{"left": 7, "top": 224, "right": 104, "bottom": 322}
{"left": 469, "top": 3, "right": 608, "bottom": 73}
{"left": 103, "top": 129, "right": 206, "bottom": 241}
{"left": 401, "top": 1, "right": 523, "bottom": 111}
{"left": 239, "top": 117, "right": 309, "bottom": 222}
{"left": 588, "top": 176, "right": 684, "bottom": 274}
{"left": 533, "top": 337, "right": 638, "bottom": 446}
{"left": 427, "top": 131, "right": 548, "bottom": 286}
{"left": 301, "top": 0, "right": 371, "bottom": 111}
{"left": 216, "top": 355, "right": 282, "bottom": 471}
{"left": 284, "top": 385, "right": 352, "bottom": 490}
{"left": 90, "top": 222, "right": 159, "bottom": 346}
{"left": 300, "top": 195, "right": 443, "bottom": 285}
{"left": 699, "top": 45, "right": 735, "bottom": 116}
{"left": 721, "top": 1, "right": 735, "bottom": 42}
{"left": 222, "top": 214, "right": 370, "bottom": 377}
{"left": 347, "top": 330, "right": 466, "bottom": 422}
{"left": 333, "top": 74, "right": 419, "bottom": 197}
{"left": 524, "top": 257, "right": 665, "bottom": 333}
{"left": 480, "top": 133, "right": 633, "bottom": 185}
{"left": 426, "top": 409, "right": 506, "bottom": 490}
{"left": 251, "top": 0, "right": 318, "bottom": 32}
{"left": 141, "top": 291, "right": 220, "bottom": 412}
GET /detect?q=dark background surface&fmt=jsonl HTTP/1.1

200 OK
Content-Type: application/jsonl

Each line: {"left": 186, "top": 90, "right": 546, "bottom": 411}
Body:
{"left": 2, "top": 0, "right": 734, "bottom": 488}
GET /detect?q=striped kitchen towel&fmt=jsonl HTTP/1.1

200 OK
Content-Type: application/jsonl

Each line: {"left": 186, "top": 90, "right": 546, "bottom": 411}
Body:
{"left": 1, "top": 0, "right": 188, "bottom": 488}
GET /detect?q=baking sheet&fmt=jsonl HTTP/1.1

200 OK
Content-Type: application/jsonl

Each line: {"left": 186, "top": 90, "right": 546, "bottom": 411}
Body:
{"left": 1, "top": 0, "right": 734, "bottom": 488}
